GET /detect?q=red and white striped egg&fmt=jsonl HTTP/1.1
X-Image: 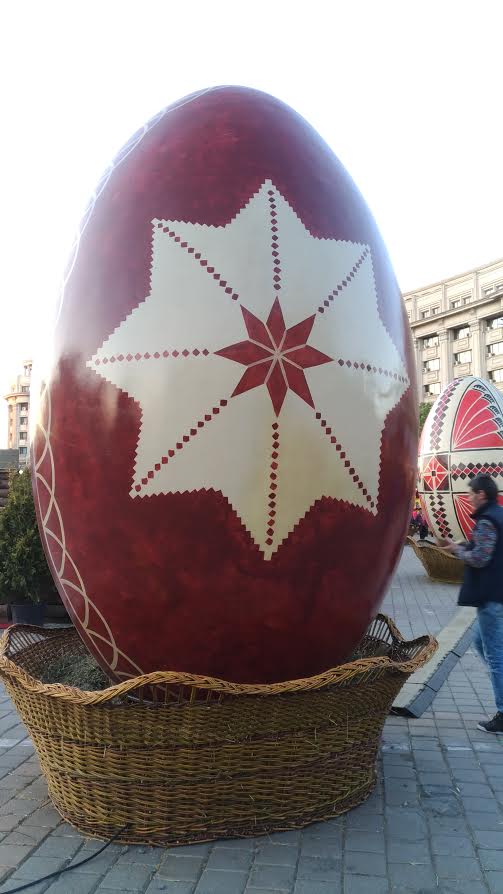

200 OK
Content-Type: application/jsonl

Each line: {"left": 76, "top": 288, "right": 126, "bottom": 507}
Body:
{"left": 418, "top": 376, "right": 503, "bottom": 541}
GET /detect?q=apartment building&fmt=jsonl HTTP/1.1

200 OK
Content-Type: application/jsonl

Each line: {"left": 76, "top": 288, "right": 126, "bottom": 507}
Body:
{"left": 4, "top": 361, "right": 32, "bottom": 465}
{"left": 402, "top": 258, "right": 503, "bottom": 402}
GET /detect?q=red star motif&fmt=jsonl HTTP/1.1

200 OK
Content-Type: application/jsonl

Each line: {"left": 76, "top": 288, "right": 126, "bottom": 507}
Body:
{"left": 216, "top": 298, "right": 333, "bottom": 415}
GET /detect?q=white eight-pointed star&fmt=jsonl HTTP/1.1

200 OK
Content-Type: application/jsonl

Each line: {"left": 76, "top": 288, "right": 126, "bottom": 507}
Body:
{"left": 88, "top": 180, "right": 409, "bottom": 559}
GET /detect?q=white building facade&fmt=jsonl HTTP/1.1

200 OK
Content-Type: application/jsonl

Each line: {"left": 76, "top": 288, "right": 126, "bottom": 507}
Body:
{"left": 4, "top": 361, "right": 32, "bottom": 465}
{"left": 403, "top": 258, "right": 503, "bottom": 402}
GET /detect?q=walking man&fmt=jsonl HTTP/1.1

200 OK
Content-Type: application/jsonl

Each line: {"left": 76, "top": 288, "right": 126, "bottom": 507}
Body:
{"left": 441, "top": 473, "right": 503, "bottom": 733}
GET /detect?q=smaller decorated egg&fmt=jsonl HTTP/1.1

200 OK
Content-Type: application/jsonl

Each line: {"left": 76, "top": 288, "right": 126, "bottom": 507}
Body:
{"left": 418, "top": 376, "right": 503, "bottom": 541}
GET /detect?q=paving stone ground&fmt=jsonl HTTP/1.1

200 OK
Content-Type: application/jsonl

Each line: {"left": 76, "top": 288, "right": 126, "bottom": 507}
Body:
{"left": 0, "top": 544, "right": 501, "bottom": 894}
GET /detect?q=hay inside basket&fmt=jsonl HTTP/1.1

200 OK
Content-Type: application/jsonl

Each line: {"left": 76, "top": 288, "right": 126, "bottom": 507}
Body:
{"left": 0, "top": 615, "right": 436, "bottom": 846}
{"left": 406, "top": 536, "right": 464, "bottom": 584}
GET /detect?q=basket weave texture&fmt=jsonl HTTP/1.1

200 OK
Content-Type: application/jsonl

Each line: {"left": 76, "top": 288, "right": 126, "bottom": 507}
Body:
{"left": 406, "top": 536, "right": 464, "bottom": 584}
{"left": 0, "top": 616, "right": 436, "bottom": 846}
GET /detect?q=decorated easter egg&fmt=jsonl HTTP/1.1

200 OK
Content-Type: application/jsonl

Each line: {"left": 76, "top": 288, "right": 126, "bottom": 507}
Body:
{"left": 32, "top": 86, "right": 417, "bottom": 683}
{"left": 418, "top": 376, "right": 503, "bottom": 541}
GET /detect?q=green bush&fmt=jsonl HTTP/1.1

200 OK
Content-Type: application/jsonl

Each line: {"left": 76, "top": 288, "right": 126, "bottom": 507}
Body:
{"left": 0, "top": 468, "right": 58, "bottom": 605}
{"left": 419, "top": 401, "right": 432, "bottom": 434}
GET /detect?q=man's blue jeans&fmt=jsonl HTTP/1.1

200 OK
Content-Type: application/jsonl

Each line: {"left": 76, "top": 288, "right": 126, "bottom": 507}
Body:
{"left": 473, "top": 602, "right": 503, "bottom": 713}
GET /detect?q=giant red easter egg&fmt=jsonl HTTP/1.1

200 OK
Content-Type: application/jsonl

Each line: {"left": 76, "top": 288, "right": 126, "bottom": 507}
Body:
{"left": 418, "top": 376, "right": 503, "bottom": 541}
{"left": 32, "top": 87, "right": 417, "bottom": 683}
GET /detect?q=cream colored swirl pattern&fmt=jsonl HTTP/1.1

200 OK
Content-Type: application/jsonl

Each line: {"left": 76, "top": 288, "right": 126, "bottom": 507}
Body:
{"left": 33, "top": 383, "right": 144, "bottom": 680}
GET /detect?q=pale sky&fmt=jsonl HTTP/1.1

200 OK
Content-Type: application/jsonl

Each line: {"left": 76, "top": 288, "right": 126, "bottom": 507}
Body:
{"left": 1, "top": 0, "right": 502, "bottom": 445}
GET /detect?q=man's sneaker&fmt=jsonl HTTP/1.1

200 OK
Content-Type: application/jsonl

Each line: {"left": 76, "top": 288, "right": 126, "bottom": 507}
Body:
{"left": 477, "top": 712, "right": 503, "bottom": 733}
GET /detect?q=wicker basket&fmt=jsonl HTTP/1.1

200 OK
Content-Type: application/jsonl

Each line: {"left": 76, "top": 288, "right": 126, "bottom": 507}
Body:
{"left": 0, "top": 616, "right": 436, "bottom": 846}
{"left": 406, "top": 536, "right": 464, "bottom": 584}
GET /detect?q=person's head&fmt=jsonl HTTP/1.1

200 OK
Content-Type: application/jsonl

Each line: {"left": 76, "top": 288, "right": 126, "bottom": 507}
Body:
{"left": 468, "top": 473, "right": 499, "bottom": 511}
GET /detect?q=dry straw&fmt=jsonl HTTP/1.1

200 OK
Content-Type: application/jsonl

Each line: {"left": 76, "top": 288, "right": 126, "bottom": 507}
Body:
{"left": 0, "top": 616, "right": 436, "bottom": 846}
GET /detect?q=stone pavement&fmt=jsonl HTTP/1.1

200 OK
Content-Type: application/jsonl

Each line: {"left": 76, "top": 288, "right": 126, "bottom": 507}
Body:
{"left": 381, "top": 543, "right": 460, "bottom": 641}
{"left": 0, "top": 546, "right": 501, "bottom": 894}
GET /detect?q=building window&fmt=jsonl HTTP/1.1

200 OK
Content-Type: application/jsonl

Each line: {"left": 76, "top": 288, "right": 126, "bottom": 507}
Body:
{"left": 487, "top": 316, "right": 503, "bottom": 330}
{"left": 20, "top": 417, "right": 27, "bottom": 425}
{"left": 19, "top": 446, "right": 27, "bottom": 456}
{"left": 19, "top": 432, "right": 27, "bottom": 441}
{"left": 421, "top": 309, "right": 431, "bottom": 319}
{"left": 423, "top": 358, "right": 440, "bottom": 372}
{"left": 424, "top": 383, "right": 441, "bottom": 397}
{"left": 451, "top": 299, "right": 463, "bottom": 309}
{"left": 490, "top": 369, "right": 503, "bottom": 383}
{"left": 423, "top": 335, "right": 439, "bottom": 348}
{"left": 431, "top": 306, "right": 440, "bottom": 315}
{"left": 21, "top": 386, "right": 29, "bottom": 393}
{"left": 487, "top": 341, "right": 503, "bottom": 356}
{"left": 453, "top": 326, "right": 470, "bottom": 340}
{"left": 454, "top": 350, "right": 472, "bottom": 364}
{"left": 20, "top": 403, "right": 28, "bottom": 412}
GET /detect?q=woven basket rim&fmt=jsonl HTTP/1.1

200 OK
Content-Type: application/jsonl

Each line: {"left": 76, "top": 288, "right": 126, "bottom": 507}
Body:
{"left": 405, "top": 536, "right": 464, "bottom": 584}
{"left": 0, "top": 613, "right": 437, "bottom": 705}
{"left": 405, "top": 535, "right": 463, "bottom": 560}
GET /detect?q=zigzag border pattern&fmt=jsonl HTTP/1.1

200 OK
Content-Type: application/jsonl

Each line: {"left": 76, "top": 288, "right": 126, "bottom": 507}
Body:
{"left": 429, "top": 380, "right": 459, "bottom": 452}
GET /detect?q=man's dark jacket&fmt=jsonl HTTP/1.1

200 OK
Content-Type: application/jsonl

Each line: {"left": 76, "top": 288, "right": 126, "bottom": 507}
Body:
{"left": 458, "top": 502, "right": 503, "bottom": 607}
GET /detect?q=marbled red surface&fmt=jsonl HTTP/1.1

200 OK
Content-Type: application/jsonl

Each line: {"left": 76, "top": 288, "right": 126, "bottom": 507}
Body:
{"left": 33, "top": 87, "right": 418, "bottom": 683}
